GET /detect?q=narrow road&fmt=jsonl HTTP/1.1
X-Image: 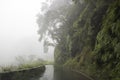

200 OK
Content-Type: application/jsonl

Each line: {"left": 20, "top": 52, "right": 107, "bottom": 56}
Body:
{"left": 39, "top": 65, "right": 92, "bottom": 80}
{"left": 0, "top": 65, "right": 92, "bottom": 80}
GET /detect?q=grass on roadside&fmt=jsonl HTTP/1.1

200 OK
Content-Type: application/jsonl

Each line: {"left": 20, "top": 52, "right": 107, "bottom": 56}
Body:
{"left": 0, "top": 60, "right": 53, "bottom": 73}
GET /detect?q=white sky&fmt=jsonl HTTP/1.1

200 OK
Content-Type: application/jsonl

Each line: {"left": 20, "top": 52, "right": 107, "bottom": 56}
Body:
{"left": 0, "top": 0, "right": 54, "bottom": 65}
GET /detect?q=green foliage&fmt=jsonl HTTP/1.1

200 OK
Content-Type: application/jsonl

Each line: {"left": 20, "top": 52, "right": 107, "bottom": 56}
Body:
{"left": 37, "top": 0, "right": 120, "bottom": 80}
{"left": 92, "top": 1, "right": 120, "bottom": 80}
{"left": 54, "top": 0, "right": 120, "bottom": 80}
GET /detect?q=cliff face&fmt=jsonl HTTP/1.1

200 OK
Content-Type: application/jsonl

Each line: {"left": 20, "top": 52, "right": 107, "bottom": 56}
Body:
{"left": 37, "top": 0, "right": 120, "bottom": 80}
{"left": 54, "top": 0, "right": 120, "bottom": 80}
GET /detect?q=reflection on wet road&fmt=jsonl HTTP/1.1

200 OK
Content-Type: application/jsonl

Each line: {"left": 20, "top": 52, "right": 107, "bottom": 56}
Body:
{"left": 39, "top": 65, "right": 54, "bottom": 80}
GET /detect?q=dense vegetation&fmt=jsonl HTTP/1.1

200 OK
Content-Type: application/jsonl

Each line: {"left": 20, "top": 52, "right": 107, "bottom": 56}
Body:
{"left": 37, "top": 0, "right": 120, "bottom": 80}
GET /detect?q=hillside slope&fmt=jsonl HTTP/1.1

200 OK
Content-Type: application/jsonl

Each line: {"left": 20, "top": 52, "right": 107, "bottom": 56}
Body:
{"left": 54, "top": 0, "right": 120, "bottom": 80}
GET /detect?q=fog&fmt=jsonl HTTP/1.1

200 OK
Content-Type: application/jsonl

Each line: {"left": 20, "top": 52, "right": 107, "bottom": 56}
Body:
{"left": 0, "top": 0, "right": 54, "bottom": 65}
